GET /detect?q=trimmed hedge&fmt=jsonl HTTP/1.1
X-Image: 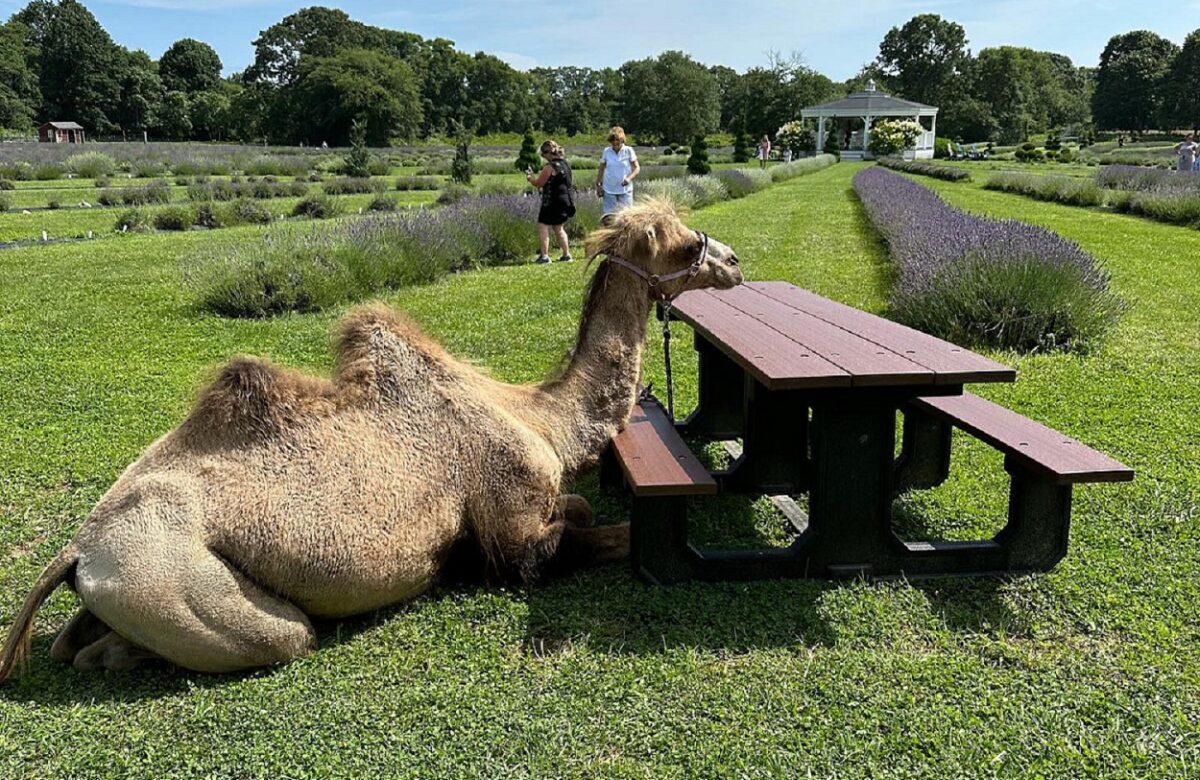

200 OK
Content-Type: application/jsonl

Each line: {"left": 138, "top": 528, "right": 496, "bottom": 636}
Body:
{"left": 877, "top": 158, "right": 971, "bottom": 182}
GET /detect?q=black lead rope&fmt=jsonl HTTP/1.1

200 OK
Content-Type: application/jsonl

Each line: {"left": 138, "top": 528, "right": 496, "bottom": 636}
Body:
{"left": 661, "top": 299, "right": 676, "bottom": 420}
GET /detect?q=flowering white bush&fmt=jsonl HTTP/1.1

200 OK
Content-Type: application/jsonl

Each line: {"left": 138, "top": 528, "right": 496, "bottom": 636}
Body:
{"left": 775, "top": 120, "right": 814, "bottom": 155}
{"left": 868, "top": 119, "right": 924, "bottom": 156}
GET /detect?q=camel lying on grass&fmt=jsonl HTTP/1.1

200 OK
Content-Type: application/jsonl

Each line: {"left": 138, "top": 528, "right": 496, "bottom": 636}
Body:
{"left": 0, "top": 199, "right": 742, "bottom": 679}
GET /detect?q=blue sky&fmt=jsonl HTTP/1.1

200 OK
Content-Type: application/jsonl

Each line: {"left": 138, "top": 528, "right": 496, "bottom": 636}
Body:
{"left": 2, "top": 0, "right": 1192, "bottom": 79}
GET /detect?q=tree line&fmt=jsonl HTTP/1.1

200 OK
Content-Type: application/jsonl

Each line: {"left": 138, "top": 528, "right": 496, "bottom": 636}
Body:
{"left": 0, "top": 3, "right": 1194, "bottom": 146}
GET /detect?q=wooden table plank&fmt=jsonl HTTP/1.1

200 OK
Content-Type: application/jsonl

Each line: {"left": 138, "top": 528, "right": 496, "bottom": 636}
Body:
{"left": 714, "top": 285, "right": 935, "bottom": 387}
{"left": 613, "top": 402, "right": 718, "bottom": 496}
{"left": 912, "top": 394, "right": 1134, "bottom": 484}
{"left": 745, "top": 282, "right": 1016, "bottom": 385}
{"left": 672, "top": 292, "right": 851, "bottom": 389}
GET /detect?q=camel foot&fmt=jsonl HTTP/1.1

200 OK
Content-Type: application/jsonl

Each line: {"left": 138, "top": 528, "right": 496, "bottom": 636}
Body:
{"left": 51, "top": 607, "right": 111, "bottom": 664}
{"left": 72, "top": 631, "right": 159, "bottom": 673}
{"left": 554, "top": 494, "right": 594, "bottom": 528}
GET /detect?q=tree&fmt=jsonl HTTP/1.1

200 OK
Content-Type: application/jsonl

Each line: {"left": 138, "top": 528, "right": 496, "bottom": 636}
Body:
{"left": 189, "top": 89, "right": 232, "bottom": 140}
{"left": 731, "top": 118, "right": 752, "bottom": 162}
{"left": 876, "top": 14, "right": 970, "bottom": 106}
{"left": 450, "top": 121, "right": 472, "bottom": 184}
{"left": 113, "top": 49, "right": 162, "bottom": 138}
{"left": 515, "top": 129, "right": 539, "bottom": 171}
{"left": 290, "top": 48, "right": 423, "bottom": 145}
{"left": 155, "top": 90, "right": 191, "bottom": 140}
{"left": 343, "top": 118, "right": 371, "bottom": 176}
{"left": 0, "top": 20, "right": 39, "bottom": 130}
{"left": 620, "top": 51, "right": 719, "bottom": 144}
{"left": 686, "top": 134, "right": 710, "bottom": 175}
{"left": 245, "top": 6, "right": 366, "bottom": 86}
{"left": 26, "top": 0, "right": 122, "bottom": 132}
{"left": 159, "top": 38, "right": 222, "bottom": 95}
{"left": 463, "top": 53, "right": 534, "bottom": 134}
{"left": 1165, "top": 29, "right": 1200, "bottom": 131}
{"left": 1093, "top": 31, "right": 1179, "bottom": 132}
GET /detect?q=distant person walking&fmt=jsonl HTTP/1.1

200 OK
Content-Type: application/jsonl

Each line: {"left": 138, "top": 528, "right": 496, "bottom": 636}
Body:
{"left": 1177, "top": 134, "right": 1199, "bottom": 172}
{"left": 756, "top": 135, "right": 771, "bottom": 169}
{"left": 526, "top": 139, "right": 575, "bottom": 264}
{"left": 596, "top": 126, "right": 639, "bottom": 219}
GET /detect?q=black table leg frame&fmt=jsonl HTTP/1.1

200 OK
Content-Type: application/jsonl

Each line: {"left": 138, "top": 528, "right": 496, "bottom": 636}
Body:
{"left": 677, "top": 335, "right": 745, "bottom": 439}
{"left": 894, "top": 408, "right": 952, "bottom": 493}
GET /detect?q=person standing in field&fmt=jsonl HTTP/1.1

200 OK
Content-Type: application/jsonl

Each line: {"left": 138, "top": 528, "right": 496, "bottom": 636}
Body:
{"left": 595, "top": 126, "right": 639, "bottom": 219}
{"left": 756, "top": 135, "right": 771, "bottom": 169}
{"left": 525, "top": 139, "right": 575, "bottom": 263}
{"left": 1176, "top": 134, "right": 1199, "bottom": 172}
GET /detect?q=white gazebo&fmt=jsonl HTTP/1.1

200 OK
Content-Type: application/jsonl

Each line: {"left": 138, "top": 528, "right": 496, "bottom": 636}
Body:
{"left": 801, "top": 80, "right": 938, "bottom": 161}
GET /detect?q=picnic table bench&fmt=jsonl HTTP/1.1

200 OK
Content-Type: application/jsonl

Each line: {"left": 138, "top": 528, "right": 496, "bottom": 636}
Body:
{"left": 603, "top": 281, "right": 1133, "bottom": 583}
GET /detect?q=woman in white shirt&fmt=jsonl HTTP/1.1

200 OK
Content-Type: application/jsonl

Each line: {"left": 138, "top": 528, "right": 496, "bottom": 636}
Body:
{"left": 756, "top": 135, "right": 771, "bottom": 169}
{"left": 595, "top": 126, "right": 639, "bottom": 218}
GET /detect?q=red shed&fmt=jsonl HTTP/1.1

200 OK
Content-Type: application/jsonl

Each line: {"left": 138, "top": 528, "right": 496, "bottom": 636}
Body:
{"left": 38, "top": 122, "right": 85, "bottom": 143}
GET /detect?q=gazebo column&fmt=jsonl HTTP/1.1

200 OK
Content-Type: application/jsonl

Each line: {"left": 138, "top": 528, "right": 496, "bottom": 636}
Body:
{"left": 863, "top": 115, "right": 872, "bottom": 154}
{"left": 816, "top": 115, "right": 826, "bottom": 153}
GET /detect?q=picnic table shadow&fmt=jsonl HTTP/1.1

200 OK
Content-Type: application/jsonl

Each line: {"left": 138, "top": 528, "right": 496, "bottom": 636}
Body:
{"left": 521, "top": 487, "right": 1025, "bottom": 657}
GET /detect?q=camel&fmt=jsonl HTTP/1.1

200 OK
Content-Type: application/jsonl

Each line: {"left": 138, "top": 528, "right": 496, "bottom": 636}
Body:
{"left": 0, "top": 199, "right": 743, "bottom": 679}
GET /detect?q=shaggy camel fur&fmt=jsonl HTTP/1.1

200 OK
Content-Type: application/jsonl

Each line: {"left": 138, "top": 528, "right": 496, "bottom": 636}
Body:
{"left": 0, "top": 199, "right": 742, "bottom": 679}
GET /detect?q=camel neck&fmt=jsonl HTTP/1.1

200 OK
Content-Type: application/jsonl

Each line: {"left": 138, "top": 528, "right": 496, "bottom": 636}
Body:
{"left": 538, "top": 264, "right": 652, "bottom": 477}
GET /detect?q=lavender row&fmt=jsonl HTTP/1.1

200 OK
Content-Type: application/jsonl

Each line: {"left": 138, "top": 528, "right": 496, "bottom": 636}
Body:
{"left": 853, "top": 167, "right": 1122, "bottom": 352}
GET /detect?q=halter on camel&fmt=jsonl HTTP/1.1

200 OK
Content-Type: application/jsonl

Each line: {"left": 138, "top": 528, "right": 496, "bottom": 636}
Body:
{"left": 603, "top": 231, "right": 710, "bottom": 420}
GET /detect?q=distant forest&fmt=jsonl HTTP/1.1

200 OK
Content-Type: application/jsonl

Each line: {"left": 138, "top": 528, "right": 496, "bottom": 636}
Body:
{"left": 0, "top": 2, "right": 1196, "bottom": 145}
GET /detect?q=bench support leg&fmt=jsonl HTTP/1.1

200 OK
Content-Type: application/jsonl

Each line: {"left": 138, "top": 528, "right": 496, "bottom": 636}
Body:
{"left": 718, "top": 377, "right": 809, "bottom": 495}
{"left": 894, "top": 407, "right": 952, "bottom": 493}
{"left": 997, "top": 458, "right": 1073, "bottom": 571}
{"left": 630, "top": 496, "right": 694, "bottom": 585}
{"left": 599, "top": 443, "right": 624, "bottom": 491}
{"left": 678, "top": 336, "right": 744, "bottom": 439}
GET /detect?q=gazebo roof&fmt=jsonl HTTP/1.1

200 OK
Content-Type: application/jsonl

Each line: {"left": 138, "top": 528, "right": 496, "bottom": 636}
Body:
{"left": 41, "top": 121, "right": 84, "bottom": 130}
{"left": 801, "top": 81, "right": 938, "bottom": 117}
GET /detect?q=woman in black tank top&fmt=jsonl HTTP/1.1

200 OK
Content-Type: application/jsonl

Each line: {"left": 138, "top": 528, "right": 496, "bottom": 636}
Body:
{"left": 525, "top": 139, "right": 575, "bottom": 263}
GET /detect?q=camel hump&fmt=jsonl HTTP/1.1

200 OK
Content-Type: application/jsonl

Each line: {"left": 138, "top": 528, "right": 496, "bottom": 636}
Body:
{"left": 189, "top": 356, "right": 337, "bottom": 438}
{"left": 334, "top": 303, "right": 459, "bottom": 399}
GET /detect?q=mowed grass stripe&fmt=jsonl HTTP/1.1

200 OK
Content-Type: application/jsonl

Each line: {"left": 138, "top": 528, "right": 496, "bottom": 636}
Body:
{"left": 0, "top": 163, "right": 1196, "bottom": 778}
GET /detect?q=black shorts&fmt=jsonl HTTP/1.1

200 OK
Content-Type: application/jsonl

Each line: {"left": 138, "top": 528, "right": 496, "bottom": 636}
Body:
{"left": 538, "top": 201, "right": 575, "bottom": 226}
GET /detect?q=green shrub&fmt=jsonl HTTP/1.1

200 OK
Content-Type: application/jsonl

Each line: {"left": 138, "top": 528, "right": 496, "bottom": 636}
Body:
{"left": 451, "top": 123, "right": 472, "bottom": 184}
{"left": 367, "top": 195, "right": 398, "bottom": 212}
{"left": 983, "top": 172, "right": 1103, "bottom": 206}
{"left": 292, "top": 193, "right": 342, "bottom": 219}
{"left": 66, "top": 151, "right": 117, "bottom": 178}
{"left": 1057, "top": 149, "right": 1074, "bottom": 163}
{"left": 637, "top": 178, "right": 698, "bottom": 209}
{"left": 436, "top": 183, "right": 472, "bottom": 205}
{"left": 153, "top": 206, "right": 195, "bottom": 231}
{"left": 770, "top": 154, "right": 838, "bottom": 182}
{"left": 732, "top": 127, "right": 752, "bottom": 163}
{"left": 121, "top": 180, "right": 172, "bottom": 205}
{"left": 0, "top": 162, "right": 31, "bottom": 180}
{"left": 0, "top": 179, "right": 14, "bottom": 190}
{"left": 343, "top": 119, "right": 372, "bottom": 178}
{"left": 0, "top": 192, "right": 10, "bottom": 212}
{"left": 133, "top": 160, "right": 167, "bottom": 178}
{"left": 46, "top": 199, "right": 60, "bottom": 210}
{"left": 194, "top": 204, "right": 221, "bottom": 228}
{"left": 686, "top": 134, "right": 711, "bottom": 175}
{"left": 34, "top": 163, "right": 64, "bottom": 181}
{"left": 222, "top": 199, "right": 273, "bottom": 225}
{"left": 114, "top": 208, "right": 150, "bottom": 232}
{"left": 395, "top": 176, "right": 440, "bottom": 191}
{"left": 323, "top": 177, "right": 386, "bottom": 195}
{"left": 516, "top": 129, "right": 540, "bottom": 172}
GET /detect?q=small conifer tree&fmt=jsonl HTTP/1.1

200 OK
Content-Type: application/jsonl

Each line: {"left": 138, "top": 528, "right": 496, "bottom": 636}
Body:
{"left": 823, "top": 126, "right": 841, "bottom": 158}
{"left": 344, "top": 118, "right": 372, "bottom": 178}
{"left": 516, "top": 129, "right": 540, "bottom": 171}
{"left": 731, "top": 120, "right": 752, "bottom": 163}
{"left": 687, "top": 134, "right": 711, "bottom": 175}
{"left": 451, "top": 122, "right": 473, "bottom": 184}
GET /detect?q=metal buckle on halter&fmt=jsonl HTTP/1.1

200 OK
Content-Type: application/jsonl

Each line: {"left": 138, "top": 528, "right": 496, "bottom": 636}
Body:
{"left": 647, "top": 274, "right": 661, "bottom": 288}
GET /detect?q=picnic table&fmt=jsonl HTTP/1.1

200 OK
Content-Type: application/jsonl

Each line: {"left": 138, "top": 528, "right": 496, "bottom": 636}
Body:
{"left": 604, "top": 281, "right": 1133, "bottom": 583}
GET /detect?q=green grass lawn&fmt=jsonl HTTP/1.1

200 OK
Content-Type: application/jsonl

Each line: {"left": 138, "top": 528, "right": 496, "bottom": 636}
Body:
{"left": 0, "top": 163, "right": 1197, "bottom": 778}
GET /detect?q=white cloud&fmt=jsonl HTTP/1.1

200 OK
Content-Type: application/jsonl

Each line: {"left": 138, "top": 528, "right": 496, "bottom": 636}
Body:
{"left": 493, "top": 50, "right": 539, "bottom": 71}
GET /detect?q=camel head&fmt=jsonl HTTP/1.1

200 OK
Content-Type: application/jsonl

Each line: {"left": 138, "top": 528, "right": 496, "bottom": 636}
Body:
{"left": 584, "top": 199, "right": 743, "bottom": 299}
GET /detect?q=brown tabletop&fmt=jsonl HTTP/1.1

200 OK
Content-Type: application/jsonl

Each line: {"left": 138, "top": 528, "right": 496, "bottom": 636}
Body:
{"left": 671, "top": 281, "right": 1016, "bottom": 390}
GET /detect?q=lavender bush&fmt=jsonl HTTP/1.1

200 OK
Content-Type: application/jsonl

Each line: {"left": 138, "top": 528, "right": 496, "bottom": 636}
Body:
{"left": 1096, "top": 165, "right": 1200, "bottom": 192}
{"left": 854, "top": 167, "right": 1122, "bottom": 352}
{"left": 769, "top": 154, "right": 838, "bottom": 182}
{"left": 877, "top": 158, "right": 970, "bottom": 182}
{"left": 984, "top": 172, "right": 1103, "bottom": 206}
{"left": 185, "top": 191, "right": 603, "bottom": 317}
{"left": 715, "top": 168, "right": 772, "bottom": 198}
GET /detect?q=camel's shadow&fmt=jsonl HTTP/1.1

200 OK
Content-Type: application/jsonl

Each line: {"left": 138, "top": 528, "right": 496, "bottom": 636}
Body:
{"left": 2, "top": 485, "right": 1019, "bottom": 705}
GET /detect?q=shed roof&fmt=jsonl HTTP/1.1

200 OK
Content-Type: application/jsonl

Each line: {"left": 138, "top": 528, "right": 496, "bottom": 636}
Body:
{"left": 40, "top": 121, "right": 84, "bottom": 130}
